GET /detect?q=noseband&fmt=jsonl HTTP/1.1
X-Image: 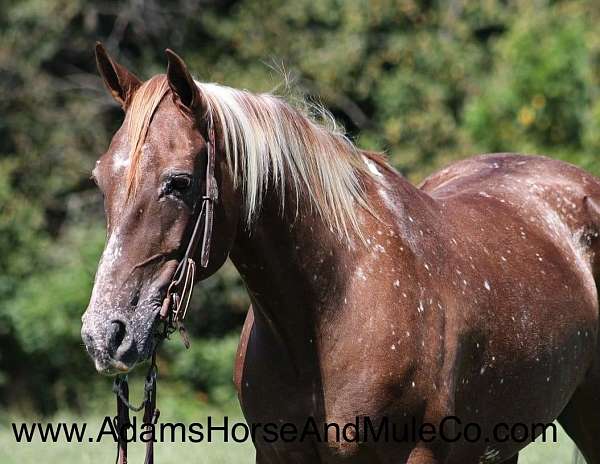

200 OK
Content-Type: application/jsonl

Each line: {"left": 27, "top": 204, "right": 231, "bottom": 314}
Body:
{"left": 113, "top": 118, "right": 218, "bottom": 464}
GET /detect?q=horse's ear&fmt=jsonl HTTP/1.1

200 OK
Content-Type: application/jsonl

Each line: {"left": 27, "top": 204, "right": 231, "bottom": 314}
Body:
{"left": 165, "top": 49, "right": 203, "bottom": 115}
{"left": 95, "top": 42, "right": 141, "bottom": 110}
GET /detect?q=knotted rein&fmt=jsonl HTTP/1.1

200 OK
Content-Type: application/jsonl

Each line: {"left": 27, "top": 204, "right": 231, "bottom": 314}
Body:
{"left": 112, "top": 119, "right": 217, "bottom": 464}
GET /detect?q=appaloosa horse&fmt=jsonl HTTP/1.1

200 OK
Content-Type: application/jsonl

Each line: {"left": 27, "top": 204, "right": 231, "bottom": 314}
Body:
{"left": 81, "top": 44, "right": 600, "bottom": 464}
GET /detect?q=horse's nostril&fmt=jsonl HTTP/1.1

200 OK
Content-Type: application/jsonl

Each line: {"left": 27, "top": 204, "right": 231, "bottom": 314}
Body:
{"left": 108, "top": 320, "right": 127, "bottom": 354}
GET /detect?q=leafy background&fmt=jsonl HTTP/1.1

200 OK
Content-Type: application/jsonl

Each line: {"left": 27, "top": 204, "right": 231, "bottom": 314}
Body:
{"left": 0, "top": 0, "right": 598, "bottom": 460}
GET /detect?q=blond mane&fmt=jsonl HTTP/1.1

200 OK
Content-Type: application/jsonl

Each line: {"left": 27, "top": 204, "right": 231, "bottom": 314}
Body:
{"left": 125, "top": 75, "right": 379, "bottom": 240}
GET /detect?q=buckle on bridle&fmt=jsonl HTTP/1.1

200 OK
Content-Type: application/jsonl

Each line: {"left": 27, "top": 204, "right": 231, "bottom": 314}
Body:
{"left": 159, "top": 257, "right": 195, "bottom": 348}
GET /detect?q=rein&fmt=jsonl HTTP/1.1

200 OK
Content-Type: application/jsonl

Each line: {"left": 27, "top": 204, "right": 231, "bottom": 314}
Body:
{"left": 112, "top": 119, "right": 217, "bottom": 464}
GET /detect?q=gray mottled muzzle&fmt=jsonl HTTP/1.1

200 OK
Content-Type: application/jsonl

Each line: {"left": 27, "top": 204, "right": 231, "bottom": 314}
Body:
{"left": 80, "top": 231, "right": 168, "bottom": 374}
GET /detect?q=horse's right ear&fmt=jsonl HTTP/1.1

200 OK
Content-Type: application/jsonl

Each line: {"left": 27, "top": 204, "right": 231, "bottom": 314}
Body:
{"left": 95, "top": 42, "right": 141, "bottom": 110}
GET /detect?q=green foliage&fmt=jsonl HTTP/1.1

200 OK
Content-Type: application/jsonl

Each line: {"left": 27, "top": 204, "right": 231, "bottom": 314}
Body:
{"left": 7, "top": 223, "right": 103, "bottom": 354}
{"left": 166, "top": 334, "right": 240, "bottom": 404}
{"left": 465, "top": 4, "right": 590, "bottom": 152}
{"left": 1, "top": 0, "right": 600, "bottom": 414}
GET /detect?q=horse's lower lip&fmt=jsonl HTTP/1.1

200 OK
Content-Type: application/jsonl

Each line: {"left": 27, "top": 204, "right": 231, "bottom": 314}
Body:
{"left": 95, "top": 359, "right": 135, "bottom": 376}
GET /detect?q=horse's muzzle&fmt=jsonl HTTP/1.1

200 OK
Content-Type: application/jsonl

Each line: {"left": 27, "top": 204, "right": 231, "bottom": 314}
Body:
{"left": 81, "top": 315, "right": 140, "bottom": 375}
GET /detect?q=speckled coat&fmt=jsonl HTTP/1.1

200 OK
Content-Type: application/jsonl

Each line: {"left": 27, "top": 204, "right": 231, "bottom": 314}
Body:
{"left": 233, "top": 154, "right": 600, "bottom": 464}
{"left": 82, "top": 45, "right": 600, "bottom": 464}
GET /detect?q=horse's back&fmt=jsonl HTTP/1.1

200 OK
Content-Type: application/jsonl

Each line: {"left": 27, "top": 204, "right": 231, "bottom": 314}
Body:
{"left": 418, "top": 152, "right": 600, "bottom": 345}
{"left": 420, "top": 153, "right": 600, "bottom": 200}
{"left": 420, "top": 152, "right": 600, "bottom": 294}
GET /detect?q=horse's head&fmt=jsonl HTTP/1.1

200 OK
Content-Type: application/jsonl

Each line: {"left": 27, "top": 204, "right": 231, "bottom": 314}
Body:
{"left": 81, "top": 44, "right": 239, "bottom": 374}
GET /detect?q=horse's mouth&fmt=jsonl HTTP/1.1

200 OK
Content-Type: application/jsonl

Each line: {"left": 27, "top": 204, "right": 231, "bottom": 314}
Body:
{"left": 88, "top": 309, "right": 162, "bottom": 376}
{"left": 95, "top": 358, "right": 136, "bottom": 376}
{"left": 82, "top": 290, "right": 169, "bottom": 377}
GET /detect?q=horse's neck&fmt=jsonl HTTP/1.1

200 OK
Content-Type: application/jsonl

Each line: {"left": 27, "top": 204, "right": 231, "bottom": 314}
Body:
{"left": 229, "top": 167, "right": 432, "bottom": 376}
{"left": 230, "top": 190, "right": 350, "bottom": 376}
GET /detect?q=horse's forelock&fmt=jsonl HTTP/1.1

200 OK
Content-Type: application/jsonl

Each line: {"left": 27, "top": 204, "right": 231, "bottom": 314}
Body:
{"left": 125, "top": 75, "right": 170, "bottom": 197}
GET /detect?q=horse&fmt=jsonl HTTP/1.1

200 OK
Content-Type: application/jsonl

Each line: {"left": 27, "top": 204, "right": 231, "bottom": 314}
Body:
{"left": 81, "top": 43, "right": 600, "bottom": 464}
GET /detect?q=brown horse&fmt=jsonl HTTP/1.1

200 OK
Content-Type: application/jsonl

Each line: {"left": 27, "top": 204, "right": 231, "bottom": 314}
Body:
{"left": 81, "top": 44, "right": 600, "bottom": 464}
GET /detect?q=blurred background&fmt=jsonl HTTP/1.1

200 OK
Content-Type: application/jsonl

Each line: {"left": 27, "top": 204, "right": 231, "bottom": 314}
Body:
{"left": 1, "top": 0, "right": 599, "bottom": 461}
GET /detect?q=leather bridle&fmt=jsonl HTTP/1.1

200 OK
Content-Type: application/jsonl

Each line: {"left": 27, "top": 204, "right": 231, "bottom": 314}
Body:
{"left": 113, "top": 117, "right": 218, "bottom": 464}
{"left": 159, "top": 116, "right": 218, "bottom": 338}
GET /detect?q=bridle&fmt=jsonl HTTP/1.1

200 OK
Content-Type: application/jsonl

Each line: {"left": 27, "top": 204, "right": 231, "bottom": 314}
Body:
{"left": 112, "top": 117, "right": 218, "bottom": 464}
{"left": 159, "top": 115, "right": 218, "bottom": 337}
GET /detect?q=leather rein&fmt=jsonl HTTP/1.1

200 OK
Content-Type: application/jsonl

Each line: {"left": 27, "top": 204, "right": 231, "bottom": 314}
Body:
{"left": 112, "top": 119, "right": 218, "bottom": 464}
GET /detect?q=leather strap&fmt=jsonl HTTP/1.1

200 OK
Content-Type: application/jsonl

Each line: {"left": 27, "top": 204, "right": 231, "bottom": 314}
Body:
{"left": 114, "top": 117, "right": 218, "bottom": 464}
{"left": 142, "top": 363, "right": 158, "bottom": 464}
{"left": 159, "top": 115, "right": 217, "bottom": 334}
{"left": 114, "top": 354, "right": 159, "bottom": 464}
{"left": 115, "top": 378, "right": 130, "bottom": 464}
{"left": 201, "top": 120, "right": 217, "bottom": 267}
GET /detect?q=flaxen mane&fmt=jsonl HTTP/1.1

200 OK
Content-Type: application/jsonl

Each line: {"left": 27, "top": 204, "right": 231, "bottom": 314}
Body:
{"left": 125, "top": 75, "right": 383, "bottom": 240}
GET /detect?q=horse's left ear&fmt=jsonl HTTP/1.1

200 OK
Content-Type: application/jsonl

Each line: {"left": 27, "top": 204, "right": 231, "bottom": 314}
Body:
{"left": 165, "top": 49, "right": 204, "bottom": 115}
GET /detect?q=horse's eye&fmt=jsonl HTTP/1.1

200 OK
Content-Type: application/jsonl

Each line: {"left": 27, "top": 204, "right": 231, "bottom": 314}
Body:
{"left": 171, "top": 176, "right": 191, "bottom": 191}
{"left": 165, "top": 175, "right": 192, "bottom": 196}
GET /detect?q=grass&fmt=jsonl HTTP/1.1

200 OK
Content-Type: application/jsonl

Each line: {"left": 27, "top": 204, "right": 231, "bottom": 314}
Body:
{"left": 2, "top": 431, "right": 253, "bottom": 463}
{"left": 0, "top": 405, "right": 580, "bottom": 464}
{"left": 520, "top": 423, "right": 579, "bottom": 464}
{"left": 1, "top": 412, "right": 254, "bottom": 464}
